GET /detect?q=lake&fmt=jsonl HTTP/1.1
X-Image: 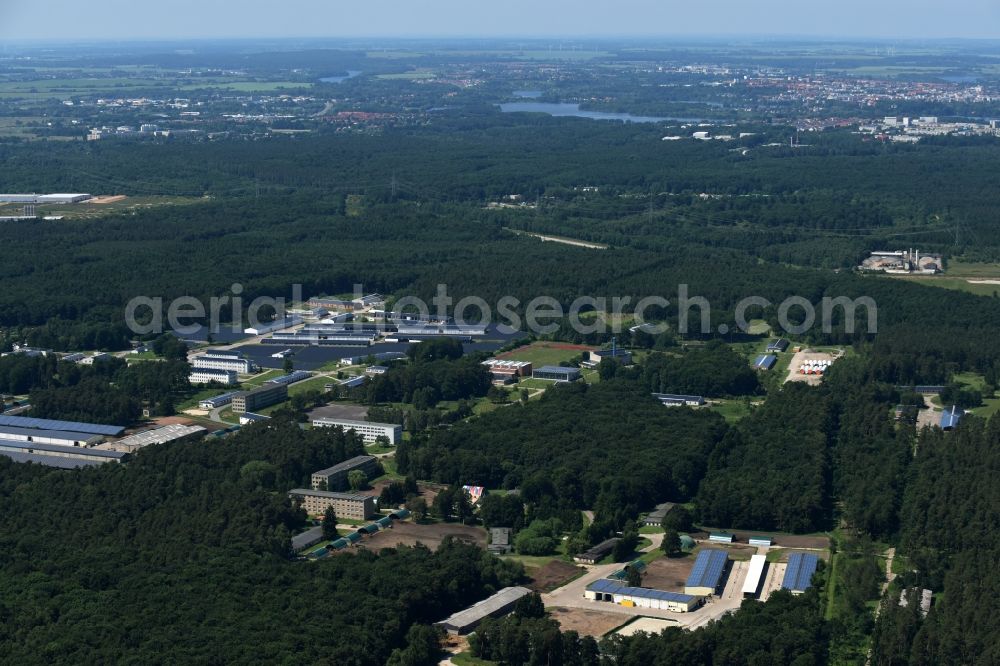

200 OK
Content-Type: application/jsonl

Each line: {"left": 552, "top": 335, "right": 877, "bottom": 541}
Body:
{"left": 319, "top": 70, "right": 362, "bottom": 84}
{"left": 499, "top": 102, "right": 698, "bottom": 123}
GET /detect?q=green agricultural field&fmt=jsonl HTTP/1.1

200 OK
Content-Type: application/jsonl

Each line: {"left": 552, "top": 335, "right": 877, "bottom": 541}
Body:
{"left": 499, "top": 341, "right": 591, "bottom": 367}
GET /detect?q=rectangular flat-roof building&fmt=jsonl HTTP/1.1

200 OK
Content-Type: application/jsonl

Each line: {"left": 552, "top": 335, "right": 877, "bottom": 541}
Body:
{"left": 312, "top": 418, "right": 402, "bottom": 445}
{"left": 585, "top": 579, "right": 700, "bottom": 613}
{"left": 533, "top": 365, "right": 581, "bottom": 382}
{"left": 742, "top": 554, "right": 768, "bottom": 599}
{"left": 287, "top": 488, "right": 376, "bottom": 520}
{"left": 291, "top": 526, "right": 324, "bottom": 552}
{"left": 782, "top": 552, "right": 820, "bottom": 594}
{"left": 192, "top": 353, "right": 255, "bottom": 374}
{"left": 189, "top": 368, "right": 239, "bottom": 386}
{"left": 434, "top": 586, "right": 532, "bottom": 635}
{"left": 264, "top": 370, "right": 314, "bottom": 387}
{"left": 685, "top": 548, "right": 730, "bottom": 596}
{"left": 310, "top": 455, "right": 380, "bottom": 491}
{"left": 231, "top": 384, "right": 287, "bottom": 413}
{"left": 748, "top": 536, "right": 773, "bottom": 547}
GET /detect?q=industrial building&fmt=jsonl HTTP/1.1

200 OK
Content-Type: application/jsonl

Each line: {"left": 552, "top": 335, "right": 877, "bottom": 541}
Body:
{"left": 709, "top": 532, "right": 734, "bottom": 544}
{"left": 243, "top": 315, "right": 303, "bottom": 336}
{"left": 307, "top": 298, "right": 356, "bottom": 311}
{"left": 684, "top": 548, "right": 730, "bottom": 596}
{"left": 0, "top": 438, "right": 126, "bottom": 468}
{"left": 199, "top": 392, "right": 241, "bottom": 409}
{"left": 334, "top": 376, "right": 367, "bottom": 389}
{"left": 652, "top": 393, "right": 705, "bottom": 407}
{"left": 287, "top": 489, "right": 376, "bottom": 520}
{"left": 642, "top": 502, "right": 676, "bottom": 527}
{"left": 192, "top": 353, "right": 256, "bottom": 375}
{"left": 767, "top": 338, "right": 790, "bottom": 353}
{"left": 0, "top": 193, "right": 92, "bottom": 204}
{"left": 339, "top": 351, "right": 407, "bottom": 366}
{"left": 0, "top": 424, "right": 102, "bottom": 448}
{"left": 365, "top": 365, "right": 388, "bottom": 375}
{"left": 940, "top": 406, "right": 962, "bottom": 430}
{"left": 781, "top": 553, "right": 820, "bottom": 594}
{"left": 189, "top": 368, "right": 239, "bottom": 386}
{"left": 532, "top": 365, "right": 582, "bottom": 382}
{"left": 434, "top": 586, "right": 532, "bottom": 635}
{"left": 312, "top": 418, "right": 402, "bottom": 445}
{"left": 263, "top": 370, "right": 314, "bottom": 387}
{"left": 353, "top": 293, "right": 386, "bottom": 308}
{"left": 0, "top": 415, "right": 124, "bottom": 437}
{"left": 753, "top": 354, "right": 778, "bottom": 371}
{"left": 585, "top": 579, "right": 701, "bottom": 613}
{"left": 748, "top": 536, "right": 773, "bottom": 547}
{"left": 103, "top": 424, "right": 206, "bottom": 453}
{"left": 574, "top": 538, "right": 620, "bottom": 564}
{"left": 310, "top": 455, "right": 381, "bottom": 491}
{"left": 268, "top": 326, "right": 378, "bottom": 346}
{"left": 231, "top": 384, "right": 288, "bottom": 413}
{"left": 741, "top": 554, "right": 768, "bottom": 599}
{"left": 239, "top": 412, "right": 270, "bottom": 425}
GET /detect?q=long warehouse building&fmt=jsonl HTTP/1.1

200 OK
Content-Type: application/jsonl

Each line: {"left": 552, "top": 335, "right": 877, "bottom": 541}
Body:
{"left": 782, "top": 552, "right": 820, "bottom": 594}
{"left": 684, "top": 548, "right": 730, "bottom": 596}
{"left": 0, "top": 439, "right": 126, "bottom": 468}
{"left": 0, "top": 424, "right": 102, "bottom": 448}
{"left": 434, "top": 587, "right": 532, "bottom": 635}
{"left": 310, "top": 455, "right": 381, "bottom": 491}
{"left": 741, "top": 554, "right": 768, "bottom": 599}
{"left": 585, "top": 579, "right": 701, "bottom": 613}
{"left": 0, "top": 415, "right": 124, "bottom": 437}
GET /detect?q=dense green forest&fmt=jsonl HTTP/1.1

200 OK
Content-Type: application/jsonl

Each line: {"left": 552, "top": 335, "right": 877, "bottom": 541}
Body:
{"left": 0, "top": 417, "right": 523, "bottom": 664}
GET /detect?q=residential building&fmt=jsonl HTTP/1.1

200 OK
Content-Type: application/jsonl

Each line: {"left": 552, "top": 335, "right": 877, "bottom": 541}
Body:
{"left": 307, "top": 298, "right": 356, "bottom": 311}
{"left": 231, "top": 384, "right": 287, "bottom": 414}
{"left": 310, "top": 455, "right": 380, "bottom": 491}
{"left": 434, "top": 587, "right": 532, "bottom": 635}
{"left": 287, "top": 489, "right": 376, "bottom": 520}
{"left": 189, "top": 368, "right": 239, "bottom": 386}
{"left": 192, "top": 353, "right": 256, "bottom": 374}
{"left": 312, "top": 418, "right": 402, "bottom": 445}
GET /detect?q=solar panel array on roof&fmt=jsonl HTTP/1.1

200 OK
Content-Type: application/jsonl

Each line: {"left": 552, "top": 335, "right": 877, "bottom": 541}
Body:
{"left": 781, "top": 552, "right": 819, "bottom": 592}
{"left": 686, "top": 548, "right": 729, "bottom": 590}
{"left": 0, "top": 414, "right": 124, "bottom": 436}
{"left": 587, "top": 579, "right": 697, "bottom": 604}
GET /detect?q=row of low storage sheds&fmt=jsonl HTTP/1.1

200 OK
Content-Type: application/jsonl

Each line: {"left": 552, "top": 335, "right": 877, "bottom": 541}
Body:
{"left": 585, "top": 579, "right": 701, "bottom": 613}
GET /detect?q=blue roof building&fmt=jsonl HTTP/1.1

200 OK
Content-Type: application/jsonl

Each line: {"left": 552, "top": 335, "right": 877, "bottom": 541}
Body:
{"left": 940, "top": 406, "right": 962, "bottom": 430}
{"left": 684, "top": 548, "right": 730, "bottom": 596}
{"left": 586, "top": 579, "right": 701, "bottom": 612}
{"left": 782, "top": 552, "right": 820, "bottom": 594}
{"left": 753, "top": 354, "right": 778, "bottom": 371}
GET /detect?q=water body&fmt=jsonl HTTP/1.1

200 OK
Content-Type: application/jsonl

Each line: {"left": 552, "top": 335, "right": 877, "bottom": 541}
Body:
{"left": 513, "top": 90, "right": 543, "bottom": 98}
{"left": 499, "top": 102, "right": 698, "bottom": 123}
{"left": 319, "top": 70, "right": 362, "bottom": 84}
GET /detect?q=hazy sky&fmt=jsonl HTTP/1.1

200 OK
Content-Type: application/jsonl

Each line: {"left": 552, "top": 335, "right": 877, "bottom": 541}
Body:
{"left": 1, "top": 0, "right": 998, "bottom": 41}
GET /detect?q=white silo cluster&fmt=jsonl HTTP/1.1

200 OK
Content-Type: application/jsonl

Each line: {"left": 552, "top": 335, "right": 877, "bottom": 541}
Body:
{"left": 797, "top": 359, "right": 832, "bottom": 375}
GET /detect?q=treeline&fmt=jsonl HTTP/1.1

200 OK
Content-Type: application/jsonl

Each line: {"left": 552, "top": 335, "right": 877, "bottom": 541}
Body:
{"left": 0, "top": 416, "right": 523, "bottom": 664}
{"left": 637, "top": 341, "right": 761, "bottom": 397}
{"left": 364, "top": 342, "right": 492, "bottom": 408}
